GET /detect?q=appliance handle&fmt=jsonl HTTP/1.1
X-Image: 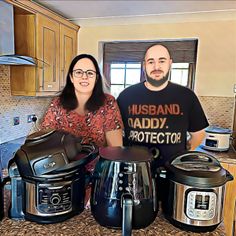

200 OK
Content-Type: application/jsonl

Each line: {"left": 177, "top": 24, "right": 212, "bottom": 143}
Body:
{"left": 54, "top": 144, "right": 98, "bottom": 173}
{"left": 171, "top": 151, "right": 220, "bottom": 166}
{"left": 1, "top": 176, "right": 11, "bottom": 186}
{"left": 149, "top": 147, "right": 161, "bottom": 178}
{"left": 122, "top": 194, "right": 133, "bottom": 236}
{"left": 149, "top": 147, "right": 160, "bottom": 160}
{"left": 226, "top": 169, "right": 234, "bottom": 182}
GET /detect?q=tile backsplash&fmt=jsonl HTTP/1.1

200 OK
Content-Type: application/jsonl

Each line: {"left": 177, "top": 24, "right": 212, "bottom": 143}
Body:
{"left": 199, "top": 96, "right": 234, "bottom": 130}
{"left": 0, "top": 65, "right": 235, "bottom": 144}
{"left": 0, "top": 65, "right": 51, "bottom": 143}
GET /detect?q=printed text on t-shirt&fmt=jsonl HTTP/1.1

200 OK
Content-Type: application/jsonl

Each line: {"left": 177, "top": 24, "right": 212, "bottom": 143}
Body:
{"left": 127, "top": 103, "right": 182, "bottom": 144}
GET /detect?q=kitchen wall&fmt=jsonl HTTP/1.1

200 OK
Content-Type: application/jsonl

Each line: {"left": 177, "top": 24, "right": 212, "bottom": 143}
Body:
{"left": 77, "top": 13, "right": 236, "bottom": 97}
{"left": 199, "top": 96, "right": 234, "bottom": 129}
{"left": 0, "top": 11, "right": 235, "bottom": 144}
{"left": 0, "top": 66, "right": 51, "bottom": 144}
{"left": 77, "top": 11, "right": 236, "bottom": 129}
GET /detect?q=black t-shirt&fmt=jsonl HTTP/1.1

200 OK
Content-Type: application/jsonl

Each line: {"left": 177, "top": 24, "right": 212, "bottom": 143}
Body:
{"left": 117, "top": 81, "right": 209, "bottom": 166}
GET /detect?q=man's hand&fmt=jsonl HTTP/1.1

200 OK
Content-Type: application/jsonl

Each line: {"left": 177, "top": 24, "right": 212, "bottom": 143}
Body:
{"left": 188, "top": 129, "right": 206, "bottom": 150}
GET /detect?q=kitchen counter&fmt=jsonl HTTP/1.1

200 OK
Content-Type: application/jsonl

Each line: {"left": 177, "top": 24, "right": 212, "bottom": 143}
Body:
{"left": 0, "top": 146, "right": 234, "bottom": 236}
{"left": 0, "top": 209, "right": 226, "bottom": 236}
{"left": 196, "top": 146, "right": 236, "bottom": 164}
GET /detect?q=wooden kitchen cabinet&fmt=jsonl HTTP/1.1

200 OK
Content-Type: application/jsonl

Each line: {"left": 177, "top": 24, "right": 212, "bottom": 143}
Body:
{"left": 9, "top": 0, "right": 79, "bottom": 96}
{"left": 221, "top": 162, "right": 236, "bottom": 236}
{"left": 59, "top": 24, "right": 77, "bottom": 90}
{"left": 36, "top": 13, "right": 60, "bottom": 93}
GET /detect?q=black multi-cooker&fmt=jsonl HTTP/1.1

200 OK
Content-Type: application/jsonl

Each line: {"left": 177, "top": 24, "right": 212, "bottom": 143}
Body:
{"left": 8, "top": 129, "right": 98, "bottom": 223}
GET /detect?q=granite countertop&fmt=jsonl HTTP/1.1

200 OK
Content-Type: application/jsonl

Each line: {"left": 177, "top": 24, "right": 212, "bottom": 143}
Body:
{"left": 196, "top": 146, "right": 236, "bottom": 164}
{"left": 0, "top": 180, "right": 226, "bottom": 236}
{"left": 0, "top": 209, "right": 226, "bottom": 236}
{"left": 0, "top": 143, "right": 234, "bottom": 235}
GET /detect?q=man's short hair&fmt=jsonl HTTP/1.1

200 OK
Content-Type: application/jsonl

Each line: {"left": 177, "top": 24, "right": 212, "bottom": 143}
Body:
{"left": 144, "top": 43, "right": 172, "bottom": 61}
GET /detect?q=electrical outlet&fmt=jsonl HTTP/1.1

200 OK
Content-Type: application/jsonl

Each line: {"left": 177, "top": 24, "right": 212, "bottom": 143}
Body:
{"left": 32, "top": 115, "right": 38, "bottom": 123}
{"left": 27, "top": 114, "right": 35, "bottom": 123}
{"left": 13, "top": 116, "right": 20, "bottom": 126}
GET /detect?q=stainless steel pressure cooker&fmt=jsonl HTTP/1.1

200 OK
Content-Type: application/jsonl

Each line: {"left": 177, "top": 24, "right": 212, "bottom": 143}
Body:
{"left": 164, "top": 151, "right": 233, "bottom": 232}
{"left": 8, "top": 129, "right": 98, "bottom": 223}
{"left": 91, "top": 146, "right": 158, "bottom": 236}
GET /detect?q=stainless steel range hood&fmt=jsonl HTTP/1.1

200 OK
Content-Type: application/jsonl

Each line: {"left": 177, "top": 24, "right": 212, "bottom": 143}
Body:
{"left": 0, "top": 1, "right": 36, "bottom": 66}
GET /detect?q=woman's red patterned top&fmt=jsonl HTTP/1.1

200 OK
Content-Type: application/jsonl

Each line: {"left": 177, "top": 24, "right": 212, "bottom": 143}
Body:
{"left": 40, "top": 93, "right": 124, "bottom": 147}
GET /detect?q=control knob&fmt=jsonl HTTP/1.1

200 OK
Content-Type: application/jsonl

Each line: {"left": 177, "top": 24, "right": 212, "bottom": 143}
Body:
{"left": 50, "top": 194, "right": 61, "bottom": 205}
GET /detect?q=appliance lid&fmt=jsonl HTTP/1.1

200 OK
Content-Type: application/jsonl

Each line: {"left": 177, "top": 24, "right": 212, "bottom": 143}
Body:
{"left": 173, "top": 163, "right": 221, "bottom": 172}
{"left": 166, "top": 151, "right": 233, "bottom": 187}
{"left": 25, "top": 129, "right": 56, "bottom": 142}
{"left": 13, "top": 130, "right": 98, "bottom": 178}
{"left": 205, "top": 126, "right": 232, "bottom": 134}
{"left": 0, "top": 1, "right": 36, "bottom": 66}
{"left": 99, "top": 146, "right": 152, "bottom": 162}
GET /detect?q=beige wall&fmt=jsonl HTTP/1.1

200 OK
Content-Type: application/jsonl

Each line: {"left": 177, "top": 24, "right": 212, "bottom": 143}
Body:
{"left": 1, "top": 13, "right": 235, "bottom": 143}
{"left": 77, "top": 19, "right": 236, "bottom": 97}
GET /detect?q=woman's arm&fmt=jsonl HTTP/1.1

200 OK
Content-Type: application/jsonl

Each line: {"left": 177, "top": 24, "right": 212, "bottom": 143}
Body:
{"left": 103, "top": 94, "right": 124, "bottom": 146}
{"left": 105, "top": 129, "right": 123, "bottom": 146}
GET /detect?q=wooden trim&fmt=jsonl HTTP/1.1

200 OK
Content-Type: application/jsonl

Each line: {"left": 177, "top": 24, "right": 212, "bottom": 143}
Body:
{"left": 5, "top": 0, "right": 80, "bottom": 31}
{"left": 36, "top": 91, "right": 60, "bottom": 97}
{"left": 233, "top": 96, "right": 236, "bottom": 150}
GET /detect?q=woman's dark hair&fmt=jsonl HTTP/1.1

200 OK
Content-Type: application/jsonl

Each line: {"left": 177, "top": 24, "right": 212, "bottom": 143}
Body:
{"left": 59, "top": 54, "right": 106, "bottom": 112}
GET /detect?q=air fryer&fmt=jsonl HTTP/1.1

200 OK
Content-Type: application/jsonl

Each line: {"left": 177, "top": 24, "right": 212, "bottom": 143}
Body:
{"left": 91, "top": 146, "right": 158, "bottom": 236}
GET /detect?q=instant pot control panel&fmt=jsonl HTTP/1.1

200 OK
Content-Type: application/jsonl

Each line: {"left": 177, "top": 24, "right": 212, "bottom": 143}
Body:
{"left": 37, "top": 183, "right": 72, "bottom": 214}
{"left": 185, "top": 190, "right": 217, "bottom": 220}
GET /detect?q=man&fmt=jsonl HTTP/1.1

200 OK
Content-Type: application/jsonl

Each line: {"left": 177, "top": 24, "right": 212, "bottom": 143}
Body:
{"left": 117, "top": 44, "right": 209, "bottom": 211}
{"left": 117, "top": 44, "right": 209, "bottom": 166}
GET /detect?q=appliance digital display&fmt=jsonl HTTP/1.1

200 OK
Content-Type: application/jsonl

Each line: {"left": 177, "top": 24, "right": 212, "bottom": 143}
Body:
{"left": 195, "top": 195, "right": 210, "bottom": 210}
{"left": 205, "top": 139, "right": 218, "bottom": 147}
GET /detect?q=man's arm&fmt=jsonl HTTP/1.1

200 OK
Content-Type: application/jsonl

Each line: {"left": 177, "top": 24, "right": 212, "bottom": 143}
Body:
{"left": 188, "top": 129, "right": 206, "bottom": 150}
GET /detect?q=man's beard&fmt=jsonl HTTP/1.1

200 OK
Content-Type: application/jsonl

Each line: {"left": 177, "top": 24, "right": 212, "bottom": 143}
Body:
{"left": 145, "top": 70, "right": 170, "bottom": 87}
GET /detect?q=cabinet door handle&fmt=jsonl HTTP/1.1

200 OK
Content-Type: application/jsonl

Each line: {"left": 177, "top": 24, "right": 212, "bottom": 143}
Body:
{"left": 37, "top": 66, "right": 44, "bottom": 90}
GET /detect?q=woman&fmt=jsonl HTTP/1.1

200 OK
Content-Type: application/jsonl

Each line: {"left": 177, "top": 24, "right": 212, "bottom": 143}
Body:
{"left": 41, "top": 54, "right": 123, "bottom": 148}
{"left": 41, "top": 54, "right": 123, "bottom": 207}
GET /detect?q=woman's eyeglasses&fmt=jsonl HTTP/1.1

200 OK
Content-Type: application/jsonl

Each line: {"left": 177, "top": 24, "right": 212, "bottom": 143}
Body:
{"left": 72, "top": 69, "right": 96, "bottom": 78}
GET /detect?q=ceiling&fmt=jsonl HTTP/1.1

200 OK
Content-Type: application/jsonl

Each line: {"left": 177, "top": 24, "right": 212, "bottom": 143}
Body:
{"left": 34, "top": 0, "right": 236, "bottom": 21}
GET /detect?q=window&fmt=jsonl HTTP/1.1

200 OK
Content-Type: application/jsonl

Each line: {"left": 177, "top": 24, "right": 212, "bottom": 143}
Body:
{"left": 103, "top": 39, "right": 198, "bottom": 97}
{"left": 110, "top": 63, "right": 141, "bottom": 98}
{"left": 170, "top": 63, "right": 190, "bottom": 87}
{"left": 109, "top": 62, "right": 192, "bottom": 98}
